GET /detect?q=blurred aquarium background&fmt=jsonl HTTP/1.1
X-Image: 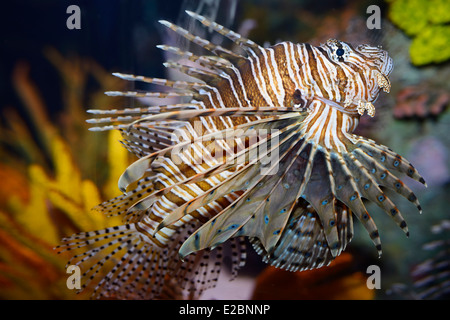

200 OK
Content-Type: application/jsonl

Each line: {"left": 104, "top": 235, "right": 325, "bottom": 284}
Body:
{"left": 0, "top": 0, "right": 448, "bottom": 300}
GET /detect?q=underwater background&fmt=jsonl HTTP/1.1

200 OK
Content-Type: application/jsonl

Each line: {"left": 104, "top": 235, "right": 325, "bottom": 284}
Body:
{"left": 0, "top": 0, "right": 449, "bottom": 300}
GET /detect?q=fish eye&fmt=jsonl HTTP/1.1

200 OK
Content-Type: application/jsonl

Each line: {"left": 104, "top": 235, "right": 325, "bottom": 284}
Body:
{"left": 326, "top": 39, "right": 349, "bottom": 62}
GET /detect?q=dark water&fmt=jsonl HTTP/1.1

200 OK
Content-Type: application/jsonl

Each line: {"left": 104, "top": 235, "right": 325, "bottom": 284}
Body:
{"left": 0, "top": 0, "right": 184, "bottom": 115}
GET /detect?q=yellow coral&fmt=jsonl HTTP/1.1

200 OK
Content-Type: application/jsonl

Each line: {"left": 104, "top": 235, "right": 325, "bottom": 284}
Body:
{"left": 388, "top": 0, "right": 428, "bottom": 36}
{"left": 14, "top": 165, "right": 59, "bottom": 244}
{"left": 410, "top": 25, "right": 450, "bottom": 65}
{"left": 427, "top": 0, "right": 450, "bottom": 24}
{"left": 0, "top": 49, "right": 129, "bottom": 299}
{"left": 388, "top": 0, "right": 450, "bottom": 65}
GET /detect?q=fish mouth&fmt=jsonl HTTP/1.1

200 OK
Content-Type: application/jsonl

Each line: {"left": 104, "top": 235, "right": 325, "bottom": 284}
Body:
{"left": 314, "top": 95, "right": 361, "bottom": 116}
{"left": 313, "top": 66, "right": 392, "bottom": 118}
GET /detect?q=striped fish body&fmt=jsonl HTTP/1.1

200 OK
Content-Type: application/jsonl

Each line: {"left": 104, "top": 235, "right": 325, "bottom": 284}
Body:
{"left": 57, "top": 11, "right": 426, "bottom": 299}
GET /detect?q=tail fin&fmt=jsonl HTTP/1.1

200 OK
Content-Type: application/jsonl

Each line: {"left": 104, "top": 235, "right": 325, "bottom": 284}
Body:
{"left": 56, "top": 221, "right": 246, "bottom": 299}
{"left": 57, "top": 224, "right": 158, "bottom": 299}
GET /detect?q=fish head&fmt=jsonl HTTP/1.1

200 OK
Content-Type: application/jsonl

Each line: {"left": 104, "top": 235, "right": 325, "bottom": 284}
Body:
{"left": 322, "top": 39, "right": 393, "bottom": 105}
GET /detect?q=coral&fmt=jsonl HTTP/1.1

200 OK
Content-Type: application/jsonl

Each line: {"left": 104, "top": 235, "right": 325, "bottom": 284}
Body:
{"left": 410, "top": 25, "right": 450, "bottom": 65}
{"left": 427, "top": 0, "right": 450, "bottom": 24}
{"left": 394, "top": 85, "right": 449, "bottom": 119}
{"left": 388, "top": 0, "right": 428, "bottom": 37}
{"left": 387, "top": 0, "right": 450, "bottom": 65}
{"left": 251, "top": 253, "right": 375, "bottom": 300}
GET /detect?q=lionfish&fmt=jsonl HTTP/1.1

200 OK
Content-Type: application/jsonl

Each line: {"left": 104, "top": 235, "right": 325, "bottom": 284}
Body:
{"left": 57, "top": 11, "right": 426, "bottom": 299}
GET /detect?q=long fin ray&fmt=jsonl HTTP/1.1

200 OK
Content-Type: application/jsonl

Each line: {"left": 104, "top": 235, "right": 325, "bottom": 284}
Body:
{"left": 88, "top": 107, "right": 299, "bottom": 132}
{"left": 154, "top": 122, "right": 301, "bottom": 231}
{"left": 303, "top": 150, "right": 342, "bottom": 257}
{"left": 158, "top": 19, "right": 241, "bottom": 60}
{"left": 104, "top": 90, "right": 195, "bottom": 99}
{"left": 116, "top": 112, "right": 301, "bottom": 192}
{"left": 331, "top": 153, "right": 382, "bottom": 256}
{"left": 355, "top": 136, "right": 427, "bottom": 186}
{"left": 344, "top": 152, "right": 410, "bottom": 237}
{"left": 101, "top": 117, "right": 299, "bottom": 221}
{"left": 353, "top": 148, "right": 423, "bottom": 213}
{"left": 185, "top": 10, "right": 262, "bottom": 52}
{"left": 112, "top": 72, "right": 204, "bottom": 90}
{"left": 257, "top": 140, "right": 315, "bottom": 253}
{"left": 178, "top": 128, "right": 305, "bottom": 258}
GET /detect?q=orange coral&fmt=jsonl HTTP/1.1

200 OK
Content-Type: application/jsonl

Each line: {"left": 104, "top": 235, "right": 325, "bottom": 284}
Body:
{"left": 252, "top": 253, "right": 375, "bottom": 300}
{"left": 394, "top": 86, "right": 449, "bottom": 119}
